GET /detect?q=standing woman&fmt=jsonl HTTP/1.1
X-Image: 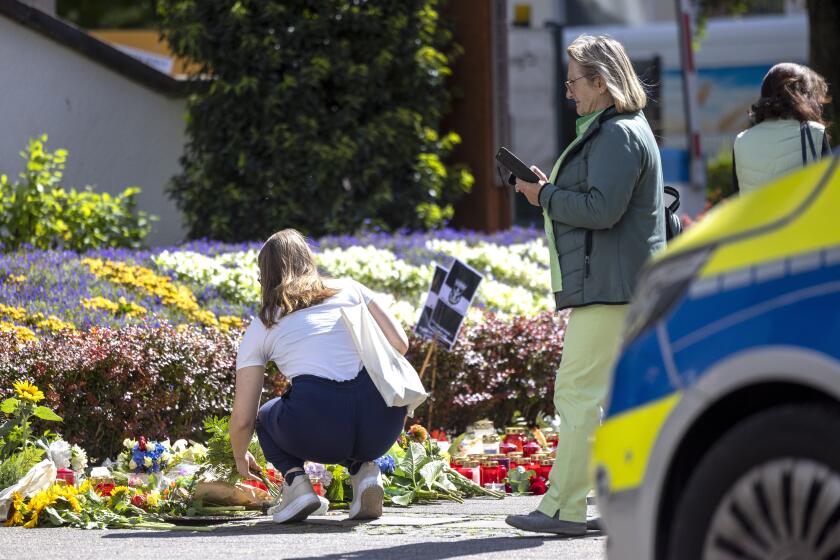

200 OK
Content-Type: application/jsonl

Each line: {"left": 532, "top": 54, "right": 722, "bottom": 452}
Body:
{"left": 506, "top": 34, "right": 666, "bottom": 535}
{"left": 230, "top": 229, "right": 409, "bottom": 523}
{"left": 733, "top": 63, "right": 832, "bottom": 194}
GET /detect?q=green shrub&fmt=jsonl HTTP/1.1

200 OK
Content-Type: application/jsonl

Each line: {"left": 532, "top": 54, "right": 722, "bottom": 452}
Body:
{"left": 0, "top": 135, "right": 155, "bottom": 253}
{"left": 158, "top": 0, "right": 473, "bottom": 241}
{"left": 706, "top": 148, "right": 736, "bottom": 207}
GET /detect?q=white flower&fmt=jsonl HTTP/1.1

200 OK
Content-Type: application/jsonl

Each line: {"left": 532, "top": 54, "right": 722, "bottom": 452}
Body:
{"left": 143, "top": 456, "right": 153, "bottom": 468}
{"left": 129, "top": 460, "right": 138, "bottom": 470}
{"left": 184, "top": 443, "right": 208, "bottom": 464}
{"left": 160, "top": 452, "right": 172, "bottom": 464}
{"left": 150, "top": 237, "right": 555, "bottom": 322}
{"left": 70, "top": 444, "right": 88, "bottom": 472}
{"left": 123, "top": 438, "right": 137, "bottom": 449}
{"left": 49, "top": 440, "right": 71, "bottom": 469}
{"left": 89, "top": 466, "right": 111, "bottom": 479}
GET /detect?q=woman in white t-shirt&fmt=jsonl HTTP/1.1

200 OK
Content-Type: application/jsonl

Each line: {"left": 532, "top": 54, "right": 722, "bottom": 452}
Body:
{"left": 230, "top": 229, "right": 409, "bottom": 524}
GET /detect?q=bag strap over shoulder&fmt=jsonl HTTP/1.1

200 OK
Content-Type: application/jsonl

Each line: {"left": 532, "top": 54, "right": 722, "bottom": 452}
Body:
{"left": 801, "top": 122, "right": 818, "bottom": 166}
{"left": 821, "top": 130, "right": 832, "bottom": 157}
{"left": 664, "top": 185, "right": 681, "bottom": 213}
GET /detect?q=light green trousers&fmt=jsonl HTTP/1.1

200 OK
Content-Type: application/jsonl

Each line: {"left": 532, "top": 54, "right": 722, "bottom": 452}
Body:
{"left": 537, "top": 304, "right": 629, "bottom": 522}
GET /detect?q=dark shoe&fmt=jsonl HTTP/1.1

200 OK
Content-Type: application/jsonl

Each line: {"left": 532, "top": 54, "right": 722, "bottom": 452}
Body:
{"left": 505, "top": 510, "right": 586, "bottom": 536}
{"left": 586, "top": 516, "right": 602, "bottom": 531}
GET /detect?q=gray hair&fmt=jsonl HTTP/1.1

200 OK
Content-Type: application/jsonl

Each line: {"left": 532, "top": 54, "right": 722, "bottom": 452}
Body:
{"left": 567, "top": 34, "right": 647, "bottom": 113}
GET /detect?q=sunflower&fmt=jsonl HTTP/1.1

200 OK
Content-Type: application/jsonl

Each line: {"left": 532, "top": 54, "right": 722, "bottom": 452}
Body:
{"left": 5, "top": 492, "right": 26, "bottom": 527}
{"left": 22, "top": 487, "right": 55, "bottom": 528}
{"left": 13, "top": 380, "right": 45, "bottom": 403}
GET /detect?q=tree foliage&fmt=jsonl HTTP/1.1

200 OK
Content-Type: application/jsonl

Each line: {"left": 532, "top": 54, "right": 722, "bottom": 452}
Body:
{"left": 157, "top": 1, "right": 473, "bottom": 241}
{"left": 57, "top": 0, "right": 157, "bottom": 29}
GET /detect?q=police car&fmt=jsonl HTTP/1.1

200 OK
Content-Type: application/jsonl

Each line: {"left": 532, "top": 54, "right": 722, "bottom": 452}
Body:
{"left": 593, "top": 154, "right": 840, "bottom": 560}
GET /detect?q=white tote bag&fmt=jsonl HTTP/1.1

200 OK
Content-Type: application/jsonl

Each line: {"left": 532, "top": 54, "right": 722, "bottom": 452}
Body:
{"left": 340, "top": 303, "right": 427, "bottom": 416}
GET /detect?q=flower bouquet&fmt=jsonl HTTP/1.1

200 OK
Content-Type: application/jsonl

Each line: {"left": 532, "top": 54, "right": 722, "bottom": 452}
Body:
{"left": 5, "top": 479, "right": 211, "bottom": 530}
{"left": 188, "top": 415, "right": 279, "bottom": 513}
{"left": 0, "top": 380, "right": 63, "bottom": 498}
{"left": 44, "top": 438, "right": 88, "bottom": 486}
{"left": 116, "top": 436, "right": 174, "bottom": 488}
{"left": 321, "top": 423, "right": 504, "bottom": 509}
{"left": 304, "top": 462, "right": 333, "bottom": 496}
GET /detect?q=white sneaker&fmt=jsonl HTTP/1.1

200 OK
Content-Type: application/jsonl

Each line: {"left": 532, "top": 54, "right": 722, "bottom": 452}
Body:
{"left": 269, "top": 475, "right": 321, "bottom": 523}
{"left": 312, "top": 495, "right": 330, "bottom": 516}
{"left": 348, "top": 461, "right": 384, "bottom": 520}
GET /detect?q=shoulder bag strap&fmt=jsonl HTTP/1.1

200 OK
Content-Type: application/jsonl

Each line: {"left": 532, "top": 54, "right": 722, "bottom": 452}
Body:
{"left": 805, "top": 124, "right": 818, "bottom": 161}
{"left": 821, "top": 130, "right": 832, "bottom": 157}
{"left": 732, "top": 148, "right": 740, "bottom": 193}
{"left": 800, "top": 122, "right": 809, "bottom": 166}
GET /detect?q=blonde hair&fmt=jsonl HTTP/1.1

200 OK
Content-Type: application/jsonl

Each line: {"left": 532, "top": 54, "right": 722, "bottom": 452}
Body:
{"left": 567, "top": 34, "right": 647, "bottom": 113}
{"left": 257, "top": 229, "right": 339, "bottom": 327}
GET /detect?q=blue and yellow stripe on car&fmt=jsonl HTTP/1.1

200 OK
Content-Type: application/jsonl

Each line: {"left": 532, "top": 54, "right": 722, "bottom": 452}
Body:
{"left": 592, "top": 393, "right": 680, "bottom": 493}
{"left": 668, "top": 157, "right": 840, "bottom": 277}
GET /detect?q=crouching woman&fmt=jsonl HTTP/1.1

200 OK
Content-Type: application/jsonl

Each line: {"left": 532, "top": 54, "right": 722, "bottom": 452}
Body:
{"left": 229, "top": 229, "right": 409, "bottom": 523}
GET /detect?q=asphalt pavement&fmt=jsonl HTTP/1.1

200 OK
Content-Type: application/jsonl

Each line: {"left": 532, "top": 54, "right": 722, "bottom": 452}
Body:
{"left": 0, "top": 495, "right": 606, "bottom": 560}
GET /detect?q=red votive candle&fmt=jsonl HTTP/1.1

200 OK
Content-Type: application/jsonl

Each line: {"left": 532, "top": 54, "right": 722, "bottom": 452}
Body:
{"left": 56, "top": 468, "right": 75, "bottom": 486}
{"left": 523, "top": 440, "right": 542, "bottom": 457}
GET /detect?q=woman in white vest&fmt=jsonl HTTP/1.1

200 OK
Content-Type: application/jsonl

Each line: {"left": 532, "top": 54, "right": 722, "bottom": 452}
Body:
{"left": 734, "top": 63, "right": 832, "bottom": 194}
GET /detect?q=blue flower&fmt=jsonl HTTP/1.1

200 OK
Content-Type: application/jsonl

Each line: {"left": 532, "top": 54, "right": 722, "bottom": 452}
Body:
{"left": 374, "top": 454, "right": 395, "bottom": 475}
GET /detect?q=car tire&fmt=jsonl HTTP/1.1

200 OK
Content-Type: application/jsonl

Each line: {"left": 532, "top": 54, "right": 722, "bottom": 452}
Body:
{"left": 666, "top": 404, "right": 840, "bottom": 560}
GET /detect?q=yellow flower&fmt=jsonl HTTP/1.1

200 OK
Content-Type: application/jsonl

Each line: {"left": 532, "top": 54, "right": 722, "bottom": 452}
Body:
{"left": 20, "top": 484, "right": 71, "bottom": 528}
{"left": 13, "top": 380, "right": 45, "bottom": 403}
{"left": 82, "top": 296, "right": 147, "bottom": 318}
{"left": 219, "top": 315, "right": 244, "bottom": 331}
{"left": 0, "top": 303, "right": 28, "bottom": 322}
{"left": 5, "top": 492, "right": 26, "bottom": 526}
{"left": 107, "top": 485, "right": 133, "bottom": 507}
{"left": 146, "top": 491, "right": 160, "bottom": 508}
{"left": 81, "top": 296, "right": 119, "bottom": 313}
{"left": 0, "top": 322, "right": 37, "bottom": 342}
{"left": 34, "top": 315, "right": 75, "bottom": 332}
{"left": 83, "top": 258, "right": 218, "bottom": 327}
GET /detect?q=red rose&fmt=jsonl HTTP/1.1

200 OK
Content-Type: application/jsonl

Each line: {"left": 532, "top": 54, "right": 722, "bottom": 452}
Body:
{"left": 529, "top": 476, "right": 547, "bottom": 495}
{"left": 138, "top": 436, "right": 147, "bottom": 451}
{"left": 131, "top": 494, "right": 147, "bottom": 507}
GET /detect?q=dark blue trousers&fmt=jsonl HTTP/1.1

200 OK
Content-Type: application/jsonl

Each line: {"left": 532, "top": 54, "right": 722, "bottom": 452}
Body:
{"left": 255, "top": 368, "right": 407, "bottom": 476}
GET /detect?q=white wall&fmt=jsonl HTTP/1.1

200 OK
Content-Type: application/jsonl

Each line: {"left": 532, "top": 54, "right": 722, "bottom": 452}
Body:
{"left": 508, "top": 27, "right": 558, "bottom": 178}
{"left": 0, "top": 17, "right": 187, "bottom": 246}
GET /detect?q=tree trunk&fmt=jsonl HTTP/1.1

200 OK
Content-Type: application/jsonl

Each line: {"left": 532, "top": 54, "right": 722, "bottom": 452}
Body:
{"left": 808, "top": 0, "right": 840, "bottom": 146}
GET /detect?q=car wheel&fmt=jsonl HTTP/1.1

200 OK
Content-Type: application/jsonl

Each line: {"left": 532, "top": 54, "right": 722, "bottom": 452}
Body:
{"left": 667, "top": 404, "right": 840, "bottom": 560}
